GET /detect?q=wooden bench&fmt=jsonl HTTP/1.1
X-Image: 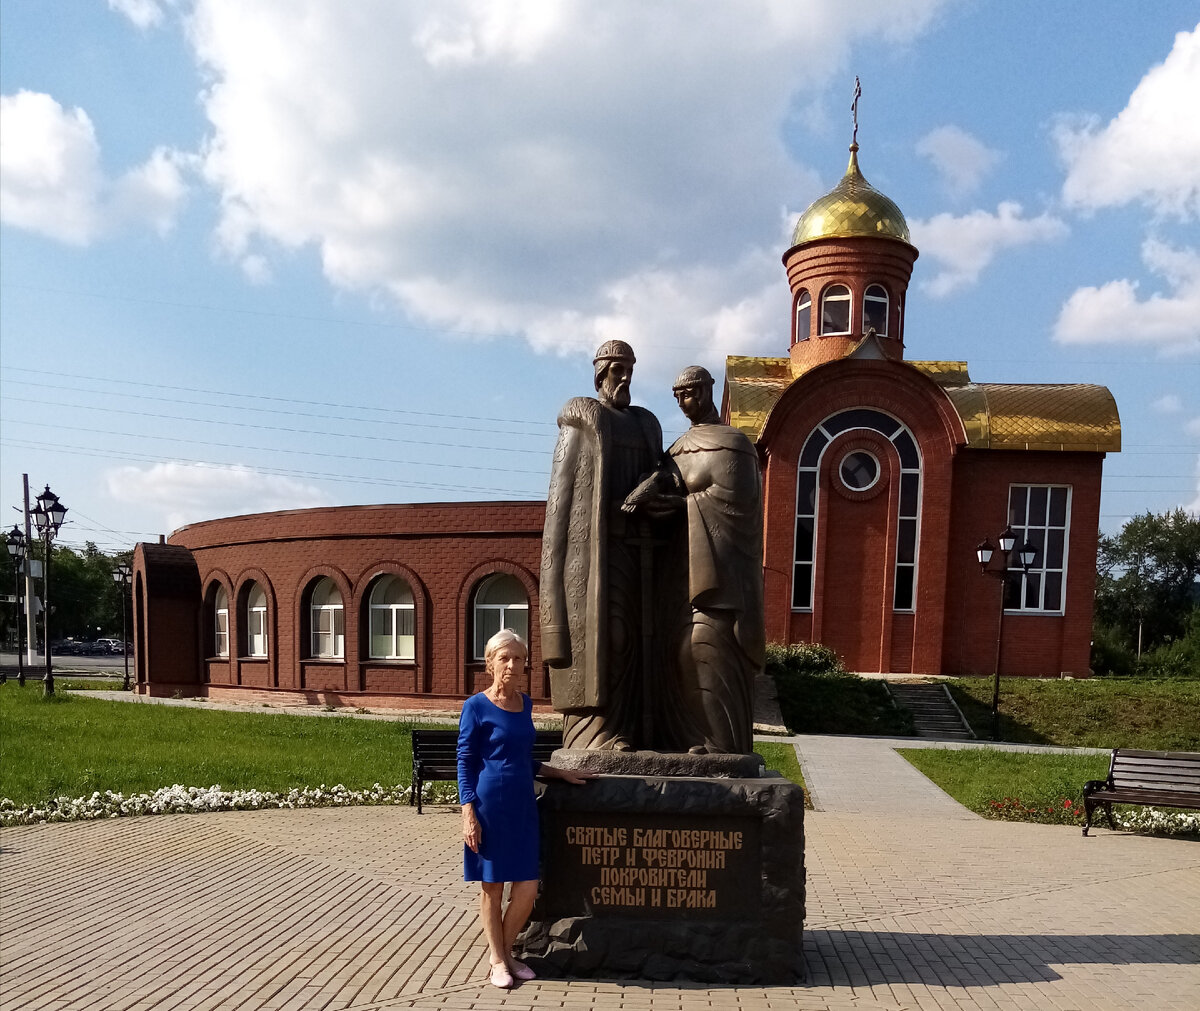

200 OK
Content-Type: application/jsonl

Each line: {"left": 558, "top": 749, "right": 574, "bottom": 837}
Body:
{"left": 409, "top": 728, "right": 563, "bottom": 814}
{"left": 1081, "top": 748, "right": 1200, "bottom": 836}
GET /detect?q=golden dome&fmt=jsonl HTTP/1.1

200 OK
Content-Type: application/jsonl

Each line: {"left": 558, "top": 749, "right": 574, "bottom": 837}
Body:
{"left": 791, "top": 145, "right": 911, "bottom": 246}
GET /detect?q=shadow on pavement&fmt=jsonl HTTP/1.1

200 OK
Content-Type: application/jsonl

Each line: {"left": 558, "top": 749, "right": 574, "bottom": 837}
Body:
{"left": 803, "top": 930, "right": 1200, "bottom": 986}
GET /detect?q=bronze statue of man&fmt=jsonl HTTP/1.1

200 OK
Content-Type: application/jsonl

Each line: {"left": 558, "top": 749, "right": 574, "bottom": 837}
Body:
{"left": 540, "top": 340, "right": 665, "bottom": 751}
{"left": 667, "top": 365, "right": 765, "bottom": 754}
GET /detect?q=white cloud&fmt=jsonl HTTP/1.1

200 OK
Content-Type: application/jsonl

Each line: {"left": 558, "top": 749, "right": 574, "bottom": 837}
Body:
{"left": 915, "top": 125, "right": 1001, "bottom": 198}
{"left": 0, "top": 90, "right": 104, "bottom": 244}
{"left": 910, "top": 202, "right": 1068, "bottom": 297}
{"left": 1185, "top": 417, "right": 1200, "bottom": 438}
{"left": 1054, "top": 239, "right": 1200, "bottom": 352}
{"left": 108, "top": 0, "right": 171, "bottom": 30}
{"left": 183, "top": 0, "right": 951, "bottom": 373}
{"left": 112, "top": 146, "right": 194, "bottom": 236}
{"left": 1057, "top": 26, "right": 1200, "bottom": 219}
{"left": 105, "top": 462, "right": 331, "bottom": 533}
{"left": 1152, "top": 394, "right": 1183, "bottom": 413}
{"left": 0, "top": 90, "right": 191, "bottom": 243}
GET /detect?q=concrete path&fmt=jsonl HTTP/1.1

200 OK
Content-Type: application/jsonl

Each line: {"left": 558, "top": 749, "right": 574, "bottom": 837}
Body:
{"left": 789, "top": 734, "right": 1107, "bottom": 817}
{"left": 2, "top": 731, "right": 1198, "bottom": 1011}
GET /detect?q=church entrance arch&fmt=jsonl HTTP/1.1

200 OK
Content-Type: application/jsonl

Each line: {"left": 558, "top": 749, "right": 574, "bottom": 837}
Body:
{"left": 793, "top": 409, "right": 922, "bottom": 672}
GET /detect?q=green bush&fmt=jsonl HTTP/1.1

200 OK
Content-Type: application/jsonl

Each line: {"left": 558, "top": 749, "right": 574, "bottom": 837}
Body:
{"left": 1089, "top": 629, "right": 1137, "bottom": 678}
{"left": 1092, "top": 608, "right": 1200, "bottom": 679}
{"left": 765, "top": 642, "right": 914, "bottom": 736}
{"left": 1136, "top": 608, "right": 1200, "bottom": 678}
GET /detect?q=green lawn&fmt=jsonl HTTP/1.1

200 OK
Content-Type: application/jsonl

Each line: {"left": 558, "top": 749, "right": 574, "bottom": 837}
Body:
{"left": 898, "top": 748, "right": 1107, "bottom": 824}
{"left": 948, "top": 677, "right": 1200, "bottom": 750}
{"left": 0, "top": 683, "right": 449, "bottom": 805}
{"left": 1, "top": 685, "right": 807, "bottom": 810}
{"left": 754, "top": 740, "right": 809, "bottom": 805}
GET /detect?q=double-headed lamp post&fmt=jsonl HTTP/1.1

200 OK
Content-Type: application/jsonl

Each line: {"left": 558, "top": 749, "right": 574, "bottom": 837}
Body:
{"left": 112, "top": 562, "right": 132, "bottom": 691}
{"left": 31, "top": 485, "right": 68, "bottom": 697}
{"left": 976, "top": 526, "right": 1037, "bottom": 741}
{"left": 5, "top": 525, "right": 26, "bottom": 686}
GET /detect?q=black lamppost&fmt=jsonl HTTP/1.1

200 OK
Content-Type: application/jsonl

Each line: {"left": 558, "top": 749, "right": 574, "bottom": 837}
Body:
{"left": 976, "top": 525, "right": 1037, "bottom": 741}
{"left": 112, "top": 561, "right": 132, "bottom": 691}
{"left": 31, "top": 485, "right": 67, "bottom": 697}
{"left": 5, "top": 525, "right": 26, "bottom": 686}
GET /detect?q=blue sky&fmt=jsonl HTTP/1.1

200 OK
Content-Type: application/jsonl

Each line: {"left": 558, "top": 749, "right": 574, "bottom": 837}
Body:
{"left": 2, "top": 0, "right": 1197, "bottom": 552}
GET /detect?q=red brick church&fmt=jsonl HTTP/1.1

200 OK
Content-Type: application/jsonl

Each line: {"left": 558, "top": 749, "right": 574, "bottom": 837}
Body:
{"left": 132, "top": 144, "right": 1119, "bottom": 705}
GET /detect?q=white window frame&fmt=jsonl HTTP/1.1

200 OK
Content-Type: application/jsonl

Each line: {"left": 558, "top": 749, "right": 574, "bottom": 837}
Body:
{"left": 820, "top": 284, "right": 852, "bottom": 336}
{"left": 246, "top": 583, "right": 268, "bottom": 658}
{"left": 368, "top": 574, "right": 416, "bottom": 661}
{"left": 793, "top": 409, "right": 922, "bottom": 613}
{"left": 1005, "top": 484, "right": 1071, "bottom": 614}
{"left": 863, "top": 284, "right": 889, "bottom": 337}
{"left": 472, "top": 574, "right": 529, "bottom": 660}
{"left": 214, "top": 586, "right": 229, "bottom": 658}
{"left": 309, "top": 578, "right": 344, "bottom": 659}
{"left": 795, "top": 290, "right": 811, "bottom": 343}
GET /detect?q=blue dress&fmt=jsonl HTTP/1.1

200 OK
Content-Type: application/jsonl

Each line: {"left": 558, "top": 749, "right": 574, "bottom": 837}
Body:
{"left": 456, "top": 692, "right": 542, "bottom": 883}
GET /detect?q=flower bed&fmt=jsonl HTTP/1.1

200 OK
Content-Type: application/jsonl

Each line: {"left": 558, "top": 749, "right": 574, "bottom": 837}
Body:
{"left": 986, "top": 795, "right": 1199, "bottom": 836}
{"left": 0, "top": 781, "right": 461, "bottom": 827}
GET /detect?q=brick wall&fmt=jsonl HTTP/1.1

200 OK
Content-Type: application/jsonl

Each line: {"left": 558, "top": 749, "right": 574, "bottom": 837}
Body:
{"left": 758, "top": 356, "right": 1103, "bottom": 677}
{"left": 140, "top": 501, "right": 547, "bottom": 704}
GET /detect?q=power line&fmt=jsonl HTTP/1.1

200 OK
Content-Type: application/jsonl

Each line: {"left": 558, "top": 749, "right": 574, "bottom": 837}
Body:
{"left": 1, "top": 365, "right": 559, "bottom": 431}
{"left": 0, "top": 376, "right": 556, "bottom": 440}
{"left": 0, "top": 419, "right": 549, "bottom": 476}
{"left": 1, "top": 438, "right": 543, "bottom": 498}
{"left": 1, "top": 394, "right": 554, "bottom": 456}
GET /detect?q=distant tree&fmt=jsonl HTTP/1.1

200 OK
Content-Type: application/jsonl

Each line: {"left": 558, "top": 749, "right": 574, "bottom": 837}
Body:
{"left": 35, "top": 541, "right": 127, "bottom": 641}
{"left": 1095, "top": 509, "right": 1200, "bottom": 658}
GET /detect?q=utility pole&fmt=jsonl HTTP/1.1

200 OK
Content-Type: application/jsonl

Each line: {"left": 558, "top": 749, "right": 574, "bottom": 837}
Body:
{"left": 22, "top": 475, "right": 36, "bottom": 668}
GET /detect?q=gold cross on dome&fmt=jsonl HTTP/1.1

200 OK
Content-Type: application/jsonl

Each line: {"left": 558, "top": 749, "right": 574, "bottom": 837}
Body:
{"left": 852, "top": 76, "right": 862, "bottom": 146}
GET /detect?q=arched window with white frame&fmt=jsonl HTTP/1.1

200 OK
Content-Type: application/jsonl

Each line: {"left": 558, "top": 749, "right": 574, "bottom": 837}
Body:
{"left": 472, "top": 573, "right": 528, "bottom": 660}
{"left": 245, "top": 582, "right": 268, "bottom": 658}
{"left": 309, "top": 577, "right": 344, "bottom": 659}
{"left": 794, "top": 290, "right": 811, "bottom": 343}
{"left": 863, "top": 284, "right": 888, "bottom": 336}
{"left": 368, "top": 574, "right": 415, "bottom": 660}
{"left": 820, "top": 284, "right": 851, "bottom": 335}
{"left": 213, "top": 585, "right": 229, "bottom": 658}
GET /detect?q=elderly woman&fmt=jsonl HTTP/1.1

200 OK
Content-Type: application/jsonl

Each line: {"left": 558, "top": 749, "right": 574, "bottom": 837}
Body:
{"left": 457, "top": 629, "right": 595, "bottom": 989}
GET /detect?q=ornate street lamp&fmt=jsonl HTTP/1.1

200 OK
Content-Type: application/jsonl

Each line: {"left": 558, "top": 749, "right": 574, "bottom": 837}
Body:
{"left": 112, "top": 561, "right": 132, "bottom": 691}
{"left": 976, "top": 525, "right": 1036, "bottom": 741}
{"left": 5, "top": 525, "right": 26, "bottom": 686}
{"left": 31, "top": 485, "right": 67, "bottom": 697}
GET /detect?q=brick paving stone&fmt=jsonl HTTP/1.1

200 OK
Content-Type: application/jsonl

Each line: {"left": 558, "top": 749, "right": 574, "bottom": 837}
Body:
{"left": 3, "top": 737, "right": 1199, "bottom": 1011}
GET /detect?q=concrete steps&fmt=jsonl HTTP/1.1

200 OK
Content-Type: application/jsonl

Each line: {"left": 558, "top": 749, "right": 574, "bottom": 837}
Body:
{"left": 887, "top": 682, "right": 975, "bottom": 739}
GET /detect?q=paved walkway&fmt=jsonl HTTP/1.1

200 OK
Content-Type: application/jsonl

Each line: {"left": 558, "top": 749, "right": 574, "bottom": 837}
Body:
{"left": 2, "top": 730, "right": 1198, "bottom": 1010}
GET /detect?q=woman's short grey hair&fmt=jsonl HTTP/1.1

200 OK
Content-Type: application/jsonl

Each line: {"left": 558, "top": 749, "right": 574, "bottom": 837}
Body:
{"left": 484, "top": 628, "right": 528, "bottom": 666}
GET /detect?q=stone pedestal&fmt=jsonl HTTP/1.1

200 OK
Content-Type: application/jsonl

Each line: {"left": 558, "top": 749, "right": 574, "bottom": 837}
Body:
{"left": 518, "top": 767, "right": 805, "bottom": 983}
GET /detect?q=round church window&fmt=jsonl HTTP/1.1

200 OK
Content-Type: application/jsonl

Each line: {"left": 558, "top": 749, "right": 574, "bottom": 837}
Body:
{"left": 840, "top": 451, "right": 880, "bottom": 491}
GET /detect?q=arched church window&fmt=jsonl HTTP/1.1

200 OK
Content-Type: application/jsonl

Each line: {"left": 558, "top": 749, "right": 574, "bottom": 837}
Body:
{"left": 472, "top": 573, "right": 528, "bottom": 660}
{"left": 309, "top": 577, "right": 344, "bottom": 659}
{"left": 863, "top": 284, "right": 888, "bottom": 336}
{"left": 795, "top": 290, "right": 811, "bottom": 343}
{"left": 212, "top": 585, "right": 229, "bottom": 658}
{"left": 820, "top": 285, "right": 851, "bottom": 335}
{"left": 794, "top": 409, "right": 922, "bottom": 612}
{"left": 245, "top": 582, "right": 268, "bottom": 658}
{"left": 368, "top": 574, "right": 415, "bottom": 660}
